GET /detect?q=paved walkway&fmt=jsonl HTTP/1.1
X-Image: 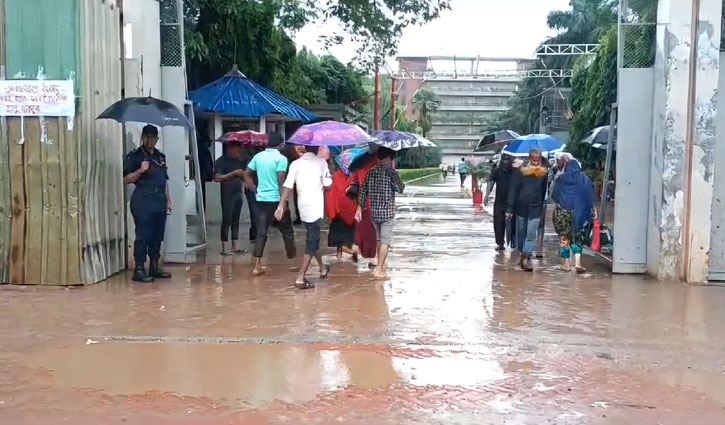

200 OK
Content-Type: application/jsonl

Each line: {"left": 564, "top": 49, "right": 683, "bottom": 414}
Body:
{"left": 2, "top": 174, "right": 725, "bottom": 424}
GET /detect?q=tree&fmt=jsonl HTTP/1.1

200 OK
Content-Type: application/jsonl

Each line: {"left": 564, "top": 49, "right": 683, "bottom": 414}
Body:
{"left": 412, "top": 89, "right": 440, "bottom": 137}
{"left": 483, "top": 0, "right": 617, "bottom": 139}
{"left": 567, "top": 27, "right": 618, "bottom": 164}
{"left": 184, "top": 0, "right": 451, "bottom": 69}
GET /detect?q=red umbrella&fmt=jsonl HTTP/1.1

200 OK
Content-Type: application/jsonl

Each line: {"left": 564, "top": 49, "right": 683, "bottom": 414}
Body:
{"left": 219, "top": 130, "right": 268, "bottom": 147}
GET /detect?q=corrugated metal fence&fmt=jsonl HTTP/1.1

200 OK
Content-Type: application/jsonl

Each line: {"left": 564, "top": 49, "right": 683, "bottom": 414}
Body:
{"left": 0, "top": 0, "right": 125, "bottom": 285}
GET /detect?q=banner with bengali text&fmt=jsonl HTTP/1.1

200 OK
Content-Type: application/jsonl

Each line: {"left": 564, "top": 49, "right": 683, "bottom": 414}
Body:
{"left": 0, "top": 80, "right": 75, "bottom": 117}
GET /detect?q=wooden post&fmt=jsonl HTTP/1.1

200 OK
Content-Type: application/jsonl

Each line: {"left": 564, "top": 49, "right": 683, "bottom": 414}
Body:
{"left": 390, "top": 77, "right": 396, "bottom": 130}
{"left": 374, "top": 65, "right": 381, "bottom": 130}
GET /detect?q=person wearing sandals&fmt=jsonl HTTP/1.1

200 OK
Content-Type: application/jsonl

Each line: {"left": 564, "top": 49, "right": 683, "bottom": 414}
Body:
{"left": 551, "top": 153, "right": 595, "bottom": 273}
{"left": 213, "top": 141, "right": 248, "bottom": 256}
{"left": 355, "top": 147, "right": 405, "bottom": 281}
{"left": 275, "top": 146, "right": 333, "bottom": 289}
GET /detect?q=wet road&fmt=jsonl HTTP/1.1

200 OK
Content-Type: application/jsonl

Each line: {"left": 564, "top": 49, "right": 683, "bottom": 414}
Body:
{"left": 2, "top": 174, "right": 725, "bottom": 424}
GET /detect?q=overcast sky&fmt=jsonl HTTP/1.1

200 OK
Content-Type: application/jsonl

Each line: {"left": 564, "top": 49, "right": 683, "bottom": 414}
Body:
{"left": 294, "top": 0, "right": 573, "bottom": 68}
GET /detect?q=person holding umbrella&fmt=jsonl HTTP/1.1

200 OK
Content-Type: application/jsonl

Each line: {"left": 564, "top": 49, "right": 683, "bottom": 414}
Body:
{"left": 213, "top": 141, "right": 247, "bottom": 255}
{"left": 123, "top": 125, "right": 173, "bottom": 282}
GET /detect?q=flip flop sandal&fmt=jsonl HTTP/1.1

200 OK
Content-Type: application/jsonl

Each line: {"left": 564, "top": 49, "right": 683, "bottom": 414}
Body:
{"left": 252, "top": 268, "right": 267, "bottom": 276}
{"left": 221, "top": 251, "right": 233, "bottom": 256}
{"left": 320, "top": 264, "right": 330, "bottom": 279}
{"left": 235, "top": 249, "right": 248, "bottom": 254}
{"left": 296, "top": 278, "right": 315, "bottom": 290}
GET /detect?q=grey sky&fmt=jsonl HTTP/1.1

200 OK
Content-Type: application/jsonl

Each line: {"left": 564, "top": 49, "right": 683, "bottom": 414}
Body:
{"left": 294, "top": 0, "right": 573, "bottom": 67}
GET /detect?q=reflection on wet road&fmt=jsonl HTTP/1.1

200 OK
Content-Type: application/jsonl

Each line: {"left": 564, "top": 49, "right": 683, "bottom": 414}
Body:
{"left": 2, "top": 174, "right": 725, "bottom": 424}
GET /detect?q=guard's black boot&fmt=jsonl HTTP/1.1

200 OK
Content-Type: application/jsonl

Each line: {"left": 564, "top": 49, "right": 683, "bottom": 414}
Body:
{"left": 149, "top": 259, "right": 171, "bottom": 279}
{"left": 132, "top": 265, "right": 154, "bottom": 283}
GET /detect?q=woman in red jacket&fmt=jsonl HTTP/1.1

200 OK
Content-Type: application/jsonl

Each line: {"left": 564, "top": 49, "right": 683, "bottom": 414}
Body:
{"left": 326, "top": 168, "right": 360, "bottom": 261}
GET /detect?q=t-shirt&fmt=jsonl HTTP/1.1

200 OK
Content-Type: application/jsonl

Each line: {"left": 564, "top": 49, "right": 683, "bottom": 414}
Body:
{"left": 213, "top": 154, "right": 245, "bottom": 200}
{"left": 247, "top": 148, "right": 288, "bottom": 203}
{"left": 283, "top": 152, "right": 332, "bottom": 223}
{"left": 458, "top": 161, "right": 468, "bottom": 174}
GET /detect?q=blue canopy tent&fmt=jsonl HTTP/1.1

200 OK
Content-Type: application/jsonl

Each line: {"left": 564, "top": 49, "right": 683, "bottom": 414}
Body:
{"left": 189, "top": 67, "right": 317, "bottom": 139}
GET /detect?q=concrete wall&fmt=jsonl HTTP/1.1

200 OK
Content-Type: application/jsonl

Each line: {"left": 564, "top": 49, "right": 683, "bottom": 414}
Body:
{"left": 709, "top": 53, "right": 725, "bottom": 279}
{"left": 613, "top": 69, "right": 655, "bottom": 273}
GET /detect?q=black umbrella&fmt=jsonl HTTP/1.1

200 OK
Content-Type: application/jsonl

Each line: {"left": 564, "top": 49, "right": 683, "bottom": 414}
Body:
{"left": 96, "top": 96, "right": 194, "bottom": 129}
{"left": 474, "top": 130, "right": 520, "bottom": 152}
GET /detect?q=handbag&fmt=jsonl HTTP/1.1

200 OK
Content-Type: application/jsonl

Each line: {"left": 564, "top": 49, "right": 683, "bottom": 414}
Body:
{"left": 345, "top": 181, "right": 360, "bottom": 199}
{"left": 591, "top": 219, "right": 601, "bottom": 252}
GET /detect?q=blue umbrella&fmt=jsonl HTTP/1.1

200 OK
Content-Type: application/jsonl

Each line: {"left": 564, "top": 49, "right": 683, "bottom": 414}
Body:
{"left": 189, "top": 68, "right": 317, "bottom": 123}
{"left": 335, "top": 147, "right": 369, "bottom": 175}
{"left": 501, "top": 134, "right": 564, "bottom": 158}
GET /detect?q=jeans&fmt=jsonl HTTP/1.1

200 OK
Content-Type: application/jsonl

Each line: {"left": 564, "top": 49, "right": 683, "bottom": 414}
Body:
{"left": 220, "top": 195, "right": 243, "bottom": 242}
{"left": 254, "top": 201, "right": 296, "bottom": 259}
{"left": 516, "top": 216, "right": 540, "bottom": 255}
{"left": 460, "top": 173, "right": 467, "bottom": 186}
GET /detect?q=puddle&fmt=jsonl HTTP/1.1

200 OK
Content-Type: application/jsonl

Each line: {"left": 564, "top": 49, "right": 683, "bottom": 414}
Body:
{"left": 23, "top": 341, "right": 505, "bottom": 407}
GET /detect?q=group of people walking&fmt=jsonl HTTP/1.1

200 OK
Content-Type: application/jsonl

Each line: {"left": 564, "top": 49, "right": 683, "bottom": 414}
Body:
{"left": 485, "top": 149, "right": 595, "bottom": 273}
{"left": 124, "top": 125, "right": 406, "bottom": 288}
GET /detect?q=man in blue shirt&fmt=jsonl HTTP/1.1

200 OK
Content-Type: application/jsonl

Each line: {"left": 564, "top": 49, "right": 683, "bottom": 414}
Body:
{"left": 457, "top": 157, "right": 468, "bottom": 187}
{"left": 123, "top": 125, "right": 173, "bottom": 283}
{"left": 243, "top": 133, "right": 296, "bottom": 276}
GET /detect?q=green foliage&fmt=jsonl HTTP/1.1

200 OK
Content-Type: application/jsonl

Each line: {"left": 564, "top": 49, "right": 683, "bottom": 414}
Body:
{"left": 294, "top": 0, "right": 451, "bottom": 66}
{"left": 412, "top": 89, "right": 440, "bottom": 137}
{"left": 184, "top": 0, "right": 450, "bottom": 71}
{"left": 271, "top": 49, "right": 368, "bottom": 106}
{"left": 483, "top": 0, "right": 618, "bottom": 151}
{"left": 184, "top": 1, "right": 368, "bottom": 106}
{"left": 568, "top": 27, "right": 618, "bottom": 164}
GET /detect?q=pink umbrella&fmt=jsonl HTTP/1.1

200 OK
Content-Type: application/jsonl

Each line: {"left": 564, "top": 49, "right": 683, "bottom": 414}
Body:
{"left": 287, "top": 121, "right": 371, "bottom": 146}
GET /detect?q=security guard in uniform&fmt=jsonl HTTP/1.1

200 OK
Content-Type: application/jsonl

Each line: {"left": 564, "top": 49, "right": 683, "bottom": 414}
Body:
{"left": 123, "top": 125, "right": 173, "bottom": 282}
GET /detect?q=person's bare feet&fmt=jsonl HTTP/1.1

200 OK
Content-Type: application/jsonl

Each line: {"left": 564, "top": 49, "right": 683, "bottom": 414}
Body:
{"left": 252, "top": 266, "right": 268, "bottom": 276}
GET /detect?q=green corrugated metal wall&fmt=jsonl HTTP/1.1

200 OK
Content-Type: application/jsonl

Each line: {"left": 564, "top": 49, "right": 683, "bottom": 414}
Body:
{"left": 5, "top": 0, "right": 79, "bottom": 83}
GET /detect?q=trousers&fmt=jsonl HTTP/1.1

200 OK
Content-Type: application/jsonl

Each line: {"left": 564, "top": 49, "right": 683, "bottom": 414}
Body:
{"left": 221, "top": 195, "right": 243, "bottom": 242}
{"left": 254, "top": 201, "right": 296, "bottom": 259}
{"left": 245, "top": 189, "right": 258, "bottom": 241}
{"left": 516, "top": 216, "right": 540, "bottom": 255}
{"left": 493, "top": 204, "right": 507, "bottom": 247}
{"left": 131, "top": 203, "right": 167, "bottom": 265}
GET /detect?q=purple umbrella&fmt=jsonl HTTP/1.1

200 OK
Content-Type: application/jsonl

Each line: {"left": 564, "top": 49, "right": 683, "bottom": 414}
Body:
{"left": 287, "top": 121, "right": 372, "bottom": 146}
{"left": 371, "top": 130, "right": 436, "bottom": 151}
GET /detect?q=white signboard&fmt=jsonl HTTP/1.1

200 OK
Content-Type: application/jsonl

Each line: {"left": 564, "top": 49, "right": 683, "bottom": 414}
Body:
{"left": 0, "top": 80, "right": 75, "bottom": 117}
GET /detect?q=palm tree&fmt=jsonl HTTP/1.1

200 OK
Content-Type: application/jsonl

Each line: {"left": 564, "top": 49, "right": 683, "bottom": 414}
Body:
{"left": 547, "top": 0, "right": 617, "bottom": 45}
{"left": 412, "top": 89, "right": 439, "bottom": 137}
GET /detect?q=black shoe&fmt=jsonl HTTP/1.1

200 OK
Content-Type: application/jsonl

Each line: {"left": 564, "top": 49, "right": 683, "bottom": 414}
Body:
{"left": 149, "top": 260, "right": 171, "bottom": 279}
{"left": 495, "top": 245, "right": 505, "bottom": 252}
{"left": 132, "top": 266, "right": 154, "bottom": 283}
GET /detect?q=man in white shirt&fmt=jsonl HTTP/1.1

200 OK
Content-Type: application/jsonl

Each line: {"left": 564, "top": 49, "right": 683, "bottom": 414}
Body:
{"left": 275, "top": 146, "right": 333, "bottom": 289}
